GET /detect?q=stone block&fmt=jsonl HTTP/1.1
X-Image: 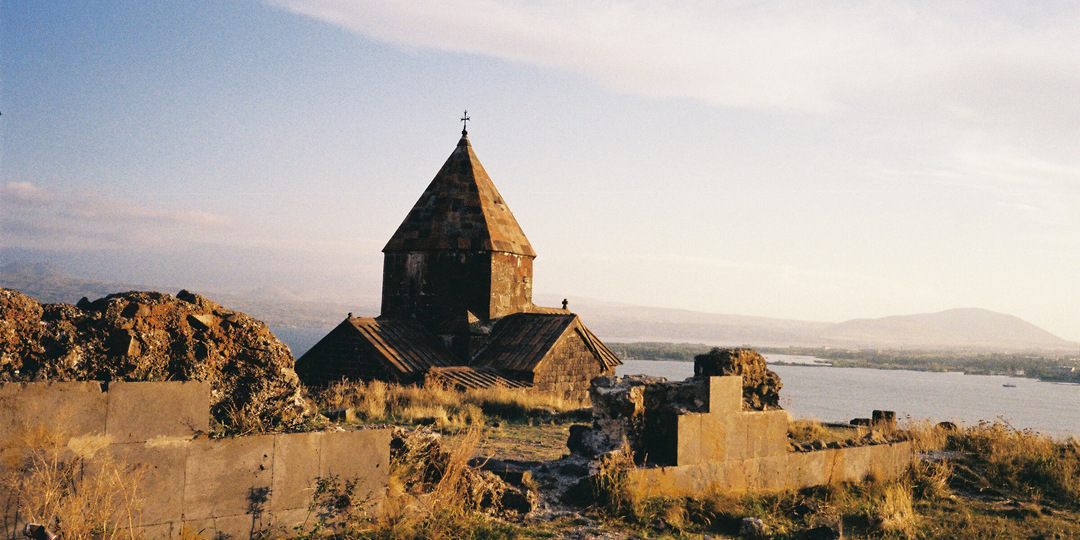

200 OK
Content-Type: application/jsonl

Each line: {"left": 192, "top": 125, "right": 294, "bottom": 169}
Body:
{"left": 105, "top": 441, "right": 189, "bottom": 527}
{"left": 821, "top": 449, "right": 843, "bottom": 485}
{"left": 182, "top": 513, "right": 266, "bottom": 540}
{"left": 130, "top": 522, "right": 175, "bottom": 539}
{"left": 786, "top": 451, "right": 826, "bottom": 490}
{"left": 320, "top": 428, "right": 391, "bottom": 505}
{"left": 271, "top": 431, "right": 322, "bottom": 513}
{"left": 627, "top": 462, "right": 727, "bottom": 498}
{"left": 706, "top": 376, "right": 742, "bottom": 413}
{"left": 725, "top": 414, "right": 749, "bottom": 461}
{"left": 698, "top": 413, "right": 729, "bottom": 463}
{"left": 184, "top": 435, "right": 275, "bottom": 520}
{"left": 675, "top": 413, "right": 703, "bottom": 466}
{"left": 744, "top": 410, "right": 789, "bottom": 458}
{"left": 725, "top": 459, "right": 751, "bottom": 492}
{"left": 106, "top": 382, "right": 210, "bottom": 443}
{"left": 0, "top": 382, "right": 107, "bottom": 443}
{"left": 838, "top": 445, "right": 873, "bottom": 483}
{"left": 754, "top": 455, "right": 789, "bottom": 491}
{"left": 269, "top": 507, "right": 315, "bottom": 537}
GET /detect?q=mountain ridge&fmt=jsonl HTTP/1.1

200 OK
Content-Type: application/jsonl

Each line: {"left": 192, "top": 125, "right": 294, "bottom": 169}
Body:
{"left": 3, "top": 263, "right": 1074, "bottom": 354}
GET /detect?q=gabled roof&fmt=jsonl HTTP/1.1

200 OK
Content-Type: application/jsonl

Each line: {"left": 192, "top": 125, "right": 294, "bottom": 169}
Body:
{"left": 297, "top": 317, "right": 456, "bottom": 382}
{"left": 425, "top": 366, "right": 532, "bottom": 390}
{"left": 471, "top": 313, "right": 622, "bottom": 372}
{"left": 383, "top": 133, "right": 536, "bottom": 257}
{"left": 345, "top": 317, "right": 456, "bottom": 373}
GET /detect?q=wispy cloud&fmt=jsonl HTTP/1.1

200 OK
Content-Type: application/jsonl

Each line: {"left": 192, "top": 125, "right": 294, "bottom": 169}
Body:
{"left": 0, "top": 183, "right": 232, "bottom": 250}
{"left": 267, "top": 1, "right": 1080, "bottom": 125}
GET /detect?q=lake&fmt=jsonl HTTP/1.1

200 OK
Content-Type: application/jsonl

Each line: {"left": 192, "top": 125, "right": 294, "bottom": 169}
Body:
{"left": 618, "top": 358, "right": 1080, "bottom": 438}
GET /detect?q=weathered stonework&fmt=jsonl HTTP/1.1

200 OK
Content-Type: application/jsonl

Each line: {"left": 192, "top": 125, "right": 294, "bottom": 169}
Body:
{"left": 573, "top": 374, "right": 914, "bottom": 496}
{"left": 530, "top": 329, "right": 617, "bottom": 401}
{"left": 297, "top": 131, "right": 620, "bottom": 398}
{"left": 1, "top": 382, "right": 391, "bottom": 540}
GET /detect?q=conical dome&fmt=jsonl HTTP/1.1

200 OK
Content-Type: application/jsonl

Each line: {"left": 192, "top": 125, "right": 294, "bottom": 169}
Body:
{"left": 383, "top": 134, "right": 535, "bottom": 257}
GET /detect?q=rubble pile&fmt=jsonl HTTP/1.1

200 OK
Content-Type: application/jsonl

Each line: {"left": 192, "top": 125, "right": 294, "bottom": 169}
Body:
{"left": 0, "top": 288, "right": 306, "bottom": 429}
{"left": 392, "top": 428, "right": 537, "bottom": 518}
{"left": 694, "top": 347, "right": 782, "bottom": 410}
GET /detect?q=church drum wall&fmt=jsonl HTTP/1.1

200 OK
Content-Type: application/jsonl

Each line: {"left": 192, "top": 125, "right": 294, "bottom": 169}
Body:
{"left": 382, "top": 251, "right": 494, "bottom": 323}
{"left": 488, "top": 252, "right": 533, "bottom": 319}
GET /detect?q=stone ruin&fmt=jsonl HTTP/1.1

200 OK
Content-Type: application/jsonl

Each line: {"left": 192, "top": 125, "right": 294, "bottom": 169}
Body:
{"left": 565, "top": 349, "right": 913, "bottom": 496}
{"left": 0, "top": 288, "right": 307, "bottom": 430}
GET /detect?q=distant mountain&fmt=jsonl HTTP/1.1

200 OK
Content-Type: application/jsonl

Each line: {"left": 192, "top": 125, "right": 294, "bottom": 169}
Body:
{"left": 4, "top": 263, "right": 1075, "bottom": 354}
{"left": 539, "top": 295, "right": 1079, "bottom": 352}
{"left": 818, "top": 308, "right": 1076, "bottom": 350}
{"left": 539, "top": 295, "right": 830, "bottom": 347}
{"left": 0, "top": 262, "right": 375, "bottom": 333}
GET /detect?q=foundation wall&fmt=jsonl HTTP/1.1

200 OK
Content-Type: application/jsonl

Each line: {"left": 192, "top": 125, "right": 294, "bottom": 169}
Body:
{"left": 622, "top": 376, "right": 914, "bottom": 497}
{"left": 0, "top": 382, "right": 390, "bottom": 539}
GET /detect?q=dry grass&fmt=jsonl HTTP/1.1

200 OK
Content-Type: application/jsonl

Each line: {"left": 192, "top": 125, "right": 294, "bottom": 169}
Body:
{"left": 591, "top": 444, "right": 640, "bottom": 518}
{"left": 945, "top": 421, "right": 1080, "bottom": 506}
{"left": 312, "top": 380, "right": 582, "bottom": 429}
{"left": 788, "top": 419, "right": 858, "bottom": 444}
{"left": 2, "top": 426, "right": 142, "bottom": 540}
{"left": 355, "top": 426, "right": 528, "bottom": 540}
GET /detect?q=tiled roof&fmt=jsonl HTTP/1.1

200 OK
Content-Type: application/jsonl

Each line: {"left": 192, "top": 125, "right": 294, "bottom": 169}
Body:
{"left": 471, "top": 313, "right": 623, "bottom": 372}
{"left": 383, "top": 134, "right": 536, "bottom": 257}
{"left": 346, "top": 317, "right": 456, "bottom": 373}
{"left": 425, "top": 366, "right": 532, "bottom": 390}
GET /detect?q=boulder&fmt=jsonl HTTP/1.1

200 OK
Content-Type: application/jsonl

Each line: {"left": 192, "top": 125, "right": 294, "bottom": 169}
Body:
{"left": 694, "top": 348, "right": 782, "bottom": 410}
{"left": 0, "top": 287, "right": 306, "bottom": 431}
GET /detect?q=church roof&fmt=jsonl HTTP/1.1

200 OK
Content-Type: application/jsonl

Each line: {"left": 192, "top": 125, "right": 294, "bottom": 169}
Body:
{"left": 471, "top": 313, "right": 622, "bottom": 372}
{"left": 383, "top": 132, "right": 536, "bottom": 257}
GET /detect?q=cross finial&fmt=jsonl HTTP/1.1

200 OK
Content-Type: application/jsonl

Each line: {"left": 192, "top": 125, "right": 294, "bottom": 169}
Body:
{"left": 460, "top": 110, "right": 470, "bottom": 135}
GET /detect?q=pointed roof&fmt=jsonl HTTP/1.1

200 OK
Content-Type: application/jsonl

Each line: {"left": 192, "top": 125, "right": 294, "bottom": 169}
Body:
{"left": 383, "top": 133, "right": 536, "bottom": 257}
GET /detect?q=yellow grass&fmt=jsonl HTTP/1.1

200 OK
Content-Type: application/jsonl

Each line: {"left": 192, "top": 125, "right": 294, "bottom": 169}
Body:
{"left": 312, "top": 380, "right": 582, "bottom": 429}
{"left": 2, "top": 427, "right": 142, "bottom": 540}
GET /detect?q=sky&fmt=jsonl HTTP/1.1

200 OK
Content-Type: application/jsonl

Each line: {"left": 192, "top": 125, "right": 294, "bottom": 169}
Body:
{"left": 2, "top": 1, "right": 1079, "bottom": 340}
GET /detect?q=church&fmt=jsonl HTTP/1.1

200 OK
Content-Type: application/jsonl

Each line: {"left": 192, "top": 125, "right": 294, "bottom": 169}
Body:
{"left": 296, "top": 123, "right": 620, "bottom": 401}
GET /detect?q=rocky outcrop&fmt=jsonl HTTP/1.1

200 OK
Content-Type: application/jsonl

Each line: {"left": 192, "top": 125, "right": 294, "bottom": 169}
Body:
{"left": 0, "top": 288, "right": 306, "bottom": 431}
{"left": 694, "top": 347, "right": 782, "bottom": 410}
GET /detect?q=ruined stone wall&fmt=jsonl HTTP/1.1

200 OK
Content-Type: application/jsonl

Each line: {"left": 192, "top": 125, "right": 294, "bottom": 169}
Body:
{"left": 581, "top": 375, "right": 914, "bottom": 497}
{"left": 0, "top": 382, "right": 390, "bottom": 540}
{"left": 532, "top": 331, "right": 615, "bottom": 402}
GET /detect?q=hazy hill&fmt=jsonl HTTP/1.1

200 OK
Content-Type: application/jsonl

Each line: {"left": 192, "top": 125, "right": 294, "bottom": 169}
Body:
{"left": 538, "top": 295, "right": 1078, "bottom": 352}
{"left": 818, "top": 308, "right": 1076, "bottom": 350}
{"left": 3, "top": 263, "right": 1075, "bottom": 355}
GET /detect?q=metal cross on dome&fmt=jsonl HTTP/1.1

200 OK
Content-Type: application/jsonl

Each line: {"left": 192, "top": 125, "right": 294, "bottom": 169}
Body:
{"left": 460, "top": 110, "right": 470, "bottom": 134}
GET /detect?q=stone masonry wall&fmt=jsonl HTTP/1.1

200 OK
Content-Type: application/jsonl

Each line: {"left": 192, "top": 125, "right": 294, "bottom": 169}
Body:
{"left": 532, "top": 331, "right": 615, "bottom": 402}
{"left": 488, "top": 252, "right": 533, "bottom": 320}
{"left": 583, "top": 375, "right": 913, "bottom": 497}
{"left": 0, "top": 381, "right": 391, "bottom": 539}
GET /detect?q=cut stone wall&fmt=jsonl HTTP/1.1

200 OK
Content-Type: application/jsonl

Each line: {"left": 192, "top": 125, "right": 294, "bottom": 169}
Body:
{"left": 579, "top": 375, "right": 913, "bottom": 496}
{"left": 531, "top": 330, "right": 616, "bottom": 402}
{"left": 0, "top": 381, "right": 390, "bottom": 540}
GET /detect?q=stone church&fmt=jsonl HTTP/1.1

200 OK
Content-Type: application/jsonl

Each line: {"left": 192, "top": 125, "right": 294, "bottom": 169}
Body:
{"left": 296, "top": 126, "right": 620, "bottom": 400}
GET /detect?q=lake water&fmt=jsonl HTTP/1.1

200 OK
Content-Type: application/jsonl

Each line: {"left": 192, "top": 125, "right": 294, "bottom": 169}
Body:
{"left": 618, "top": 358, "right": 1080, "bottom": 438}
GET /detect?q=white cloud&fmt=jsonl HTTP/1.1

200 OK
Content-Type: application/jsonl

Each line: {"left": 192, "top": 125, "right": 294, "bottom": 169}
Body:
{"left": 0, "top": 183, "right": 232, "bottom": 250}
{"left": 267, "top": 1, "right": 1080, "bottom": 124}
{"left": 0, "top": 182, "right": 55, "bottom": 205}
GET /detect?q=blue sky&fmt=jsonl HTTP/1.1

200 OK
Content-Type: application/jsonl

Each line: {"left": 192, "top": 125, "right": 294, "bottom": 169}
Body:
{"left": 2, "top": 1, "right": 1079, "bottom": 339}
